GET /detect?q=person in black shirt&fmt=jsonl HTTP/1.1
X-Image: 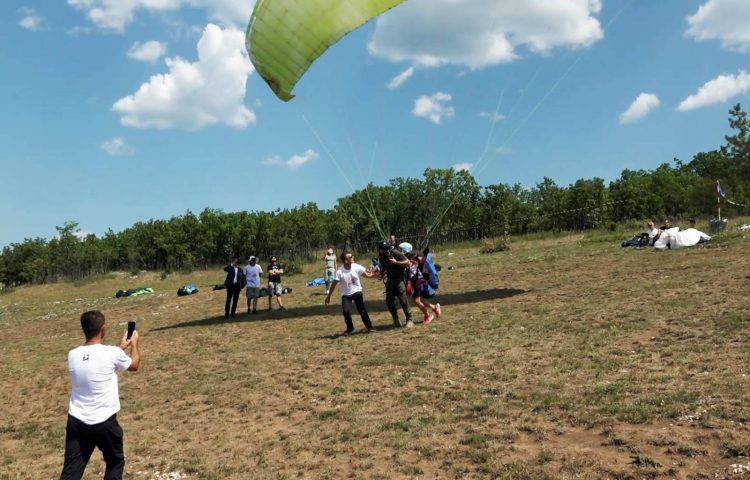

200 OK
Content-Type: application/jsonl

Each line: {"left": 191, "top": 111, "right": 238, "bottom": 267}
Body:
{"left": 377, "top": 242, "right": 413, "bottom": 327}
{"left": 267, "top": 256, "right": 286, "bottom": 311}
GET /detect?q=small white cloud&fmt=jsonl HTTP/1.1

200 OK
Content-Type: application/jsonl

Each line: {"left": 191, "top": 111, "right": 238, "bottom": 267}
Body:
{"left": 413, "top": 92, "right": 454, "bottom": 125}
{"left": 452, "top": 163, "right": 473, "bottom": 172}
{"left": 113, "top": 24, "right": 255, "bottom": 130}
{"left": 65, "top": 25, "right": 91, "bottom": 36}
{"left": 495, "top": 146, "right": 512, "bottom": 155}
{"left": 619, "top": 93, "right": 660, "bottom": 124}
{"left": 18, "top": 7, "right": 43, "bottom": 31}
{"left": 685, "top": 0, "right": 750, "bottom": 52}
{"left": 74, "top": 230, "right": 94, "bottom": 240}
{"left": 387, "top": 67, "right": 414, "bottom": 90}
{"left": 127, "top": 41, "right": 167, "bottom": 63}
{"left": 262, "top": 149, "right": 318, "bottom": 170}
{"left": 101, "top": 137, "right": 135, "bottom": 156}
{"left": 479, "top": 111, "right": 506, "bottom": 122}
{"left": 677, "top": 70, "right": 750, "bottom": 112}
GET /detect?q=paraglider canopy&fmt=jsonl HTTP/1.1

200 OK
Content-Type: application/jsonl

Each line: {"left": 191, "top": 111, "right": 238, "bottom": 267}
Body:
{"left": 246, "top": 0, "right": 407, "bottom": 101}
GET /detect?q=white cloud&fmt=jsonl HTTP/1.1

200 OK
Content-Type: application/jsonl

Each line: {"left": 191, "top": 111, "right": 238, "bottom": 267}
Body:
{"left": 369, "top": 0, "right": 603, "bottom": 69}
{"left": 101, "top": 137, "right": 135, "bottom": 156}
{"left": 112, "top": 24, "right": 255, "bottom": 130}
{"left": 18, "top": 7, "right": 44, "bottom": 31}
{"left": 387, "top": 67, "right": 414, "bottom": 90}
{"left": 67, "top": 0, "right": 253, "bottom": 31}
{"left": 495, "top": 146, "right": 512, "bottom": 155}
{"left": 74, "top": 230, "right": 94, "bottom": 240}
{"left": 452, "top": 162, "right": 473, "bottom": 172}
{"left": 619, "top": 93, "right": 660, "bottom": 124}
{"left": 66, "top": 25, "right": 92, "bottom": 36}
{"left": 685, "top": 0, "right": 750, "bottom": 52}
{"left": 413, "top": 92, "right": 454, "bottom": 124}
{"left": 262, "top": 149, "right": 319, "bottom": 170}
{"left": 479, "top": 111, "right": 506, "bottom": 122}
{"left": 677, "top": 71, "right": 750, "bottom": 112}
{"left": 127, "top": 41, "right": 168, "bottom": 63}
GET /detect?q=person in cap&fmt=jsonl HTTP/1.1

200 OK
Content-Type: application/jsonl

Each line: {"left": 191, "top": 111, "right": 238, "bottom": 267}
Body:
{"left": 377, "top": 241, "right": 413, "bottom": 327}
{"left": 267, "top": 256, "right": 286, "bottom": 311}
{"left": 244, "top": 256, "right": 263, "bottom": 314}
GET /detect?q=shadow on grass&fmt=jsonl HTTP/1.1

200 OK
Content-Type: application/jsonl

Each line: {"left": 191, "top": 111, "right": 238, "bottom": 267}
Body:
{"left": 151, "top": 287, "right": 527, "bottom": 332}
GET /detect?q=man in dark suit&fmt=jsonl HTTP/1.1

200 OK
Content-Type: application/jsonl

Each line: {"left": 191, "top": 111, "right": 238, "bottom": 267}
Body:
{"left": 223, "top": 257, "right": 245, "bottom": 318}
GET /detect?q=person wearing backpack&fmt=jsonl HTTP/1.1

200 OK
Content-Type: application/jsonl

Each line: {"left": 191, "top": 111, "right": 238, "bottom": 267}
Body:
{"left": 377, "top": 241, "right": 413, "bottom": 328}
{"left": 404, "top": 249, "right": 441, "bottom": 325}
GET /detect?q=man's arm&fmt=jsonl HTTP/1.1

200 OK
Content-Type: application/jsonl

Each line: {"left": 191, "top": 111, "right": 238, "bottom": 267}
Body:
{"left": 120, "top": 331, "right": 140, "bottom": 371}
{"left": 324, "top": 280, "right": 338, "bottom": 305}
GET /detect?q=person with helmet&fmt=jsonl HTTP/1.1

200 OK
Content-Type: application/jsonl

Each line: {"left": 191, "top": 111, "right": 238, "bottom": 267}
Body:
{"left": 377, "top": 241, "right": 413, "bottom": 328}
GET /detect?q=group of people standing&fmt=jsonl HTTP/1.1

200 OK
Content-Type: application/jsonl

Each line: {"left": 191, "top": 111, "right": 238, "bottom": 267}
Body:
{"left": 325, "top": 238, "right": 441, "bottom": 335}
{"left": 223, "top": 255, "right": 285, "bottom": 318}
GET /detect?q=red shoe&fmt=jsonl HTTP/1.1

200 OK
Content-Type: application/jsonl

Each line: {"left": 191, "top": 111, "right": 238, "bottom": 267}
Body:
{"left": 423, "top": 312, "right": 434, "bottom": 325}
{"left": 432, "top": 303, "right": 441, "bottom": 317}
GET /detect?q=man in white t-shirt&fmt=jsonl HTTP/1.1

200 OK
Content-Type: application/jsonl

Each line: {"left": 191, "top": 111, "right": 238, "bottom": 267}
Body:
{"left": 60, "top": 310, "right": 140, "bottom": 480}
{"left": 244, "top": 256, "right": 263, "bottom": 314}
{"left": 324, "top": 251, "right": 377, "bottom": 335}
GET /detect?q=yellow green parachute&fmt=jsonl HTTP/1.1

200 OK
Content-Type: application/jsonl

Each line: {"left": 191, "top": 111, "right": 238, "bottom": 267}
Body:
{"left": 246, "top": 0, "right": 407, "bottom": 101}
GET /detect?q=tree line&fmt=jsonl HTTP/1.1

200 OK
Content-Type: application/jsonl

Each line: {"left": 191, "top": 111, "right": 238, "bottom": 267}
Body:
{"left": 2, "top": 105, "right": 748, "bottom": 287}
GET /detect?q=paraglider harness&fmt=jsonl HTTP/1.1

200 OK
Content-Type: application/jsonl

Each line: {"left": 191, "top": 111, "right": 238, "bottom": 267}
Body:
{"left": 404, "top": 248, "right": 439, "bottom": 299}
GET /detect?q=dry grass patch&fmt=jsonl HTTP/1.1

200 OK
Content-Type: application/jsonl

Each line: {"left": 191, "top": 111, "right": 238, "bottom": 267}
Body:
{"left": 2, "top": 227, "right": 750, "bottom": 478}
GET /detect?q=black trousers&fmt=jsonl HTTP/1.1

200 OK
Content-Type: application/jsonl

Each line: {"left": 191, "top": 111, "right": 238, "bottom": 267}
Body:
{"left": 342, "top": 292, "right": 372, "bottom": 331}
{"left": 225, "top": 283, "right": 241, "bottom": 317}
{"left": 60, "top": 414, "right": 124, "bottom": 480}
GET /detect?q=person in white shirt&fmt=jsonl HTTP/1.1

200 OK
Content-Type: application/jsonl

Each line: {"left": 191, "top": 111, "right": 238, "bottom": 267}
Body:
{"left": 324, "top": 251, "right": 377, "bottom": 335}
{"left": 60, "top": 310, "right": 140, "bottom": 480}
{"left": 645, "top": 221, "right": 659, "bottom": 241}
{"left": 244, "top": 256, "right": 263, "bottom": 314}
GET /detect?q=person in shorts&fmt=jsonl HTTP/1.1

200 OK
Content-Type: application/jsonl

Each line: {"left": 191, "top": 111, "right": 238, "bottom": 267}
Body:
{"left": 404, "top": 248, "right": 442, "bottom": 325}
{"left": 323, "top": 247, "right": 337, "bottom": 295}
{"left": 267, "top": 256, "right": 285, "bottom": 311}
{"left": 244, "top": 256, "right": 263, "bottom": 314}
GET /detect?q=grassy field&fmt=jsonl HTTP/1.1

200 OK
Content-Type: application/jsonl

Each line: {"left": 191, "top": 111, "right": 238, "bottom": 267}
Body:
{"left": 2, "top": 224, "right": 750, "bottom": 479}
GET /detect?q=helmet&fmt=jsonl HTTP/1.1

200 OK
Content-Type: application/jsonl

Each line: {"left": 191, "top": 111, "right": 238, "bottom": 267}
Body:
{"left": 377, "top": 241, "right": 389, "bottom": 251}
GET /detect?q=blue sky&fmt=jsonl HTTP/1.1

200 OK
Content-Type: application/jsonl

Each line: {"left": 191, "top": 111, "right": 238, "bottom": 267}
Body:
{"left": 2, "top": 0, "right": 749, "bottom": 248}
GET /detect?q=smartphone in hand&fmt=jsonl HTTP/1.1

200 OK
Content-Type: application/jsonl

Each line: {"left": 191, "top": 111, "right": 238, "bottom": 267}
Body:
{"left": 127, "top": 321, "right": 136, "bottom": 340}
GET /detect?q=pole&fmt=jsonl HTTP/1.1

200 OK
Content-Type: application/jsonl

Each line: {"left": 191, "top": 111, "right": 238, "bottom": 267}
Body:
{"left": 716, "top": 180, "right": 721, "bottom": 221}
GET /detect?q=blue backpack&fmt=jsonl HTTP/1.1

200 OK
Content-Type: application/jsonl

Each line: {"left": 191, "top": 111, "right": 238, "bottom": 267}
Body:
{"left": 423, "top": 249, "right": 439, "bottom": 290}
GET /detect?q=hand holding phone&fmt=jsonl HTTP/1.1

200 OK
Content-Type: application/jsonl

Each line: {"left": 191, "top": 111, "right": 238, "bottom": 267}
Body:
{"left": 127, "top": 321, "right": 136, "bottom": 340}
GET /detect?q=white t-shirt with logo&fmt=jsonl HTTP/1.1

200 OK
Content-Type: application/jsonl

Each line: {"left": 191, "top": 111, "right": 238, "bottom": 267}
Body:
{"left": 335, "top": 263, "right": 367, "bottom": 297}
{"left": 67, "top": 344, "right": 132, "bottom": 425}
{"left": 244, "top": 264, "right": 263, "bottom": 288}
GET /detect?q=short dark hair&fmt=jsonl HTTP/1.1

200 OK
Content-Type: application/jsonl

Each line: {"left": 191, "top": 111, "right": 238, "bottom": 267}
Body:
{"left": 340, "top": 251, "right": 353, "bottom": 262}
{"left": 80, "top": 310, "right": 105, "bottom": 340}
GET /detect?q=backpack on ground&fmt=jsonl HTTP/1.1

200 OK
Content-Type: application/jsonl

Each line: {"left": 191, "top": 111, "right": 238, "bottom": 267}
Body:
{"left": 177, "top": 284, "right": 198, "bottom": 296}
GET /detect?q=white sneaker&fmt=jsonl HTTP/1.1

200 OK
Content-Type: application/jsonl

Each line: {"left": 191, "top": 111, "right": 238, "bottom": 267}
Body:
{"left": 406, "top": 320, "right": 414, "bottom": 328}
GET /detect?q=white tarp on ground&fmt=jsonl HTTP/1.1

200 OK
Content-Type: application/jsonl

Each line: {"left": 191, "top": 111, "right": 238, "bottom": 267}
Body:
{"left": 653, "top": 228, "right": 711, "bottom": 250}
